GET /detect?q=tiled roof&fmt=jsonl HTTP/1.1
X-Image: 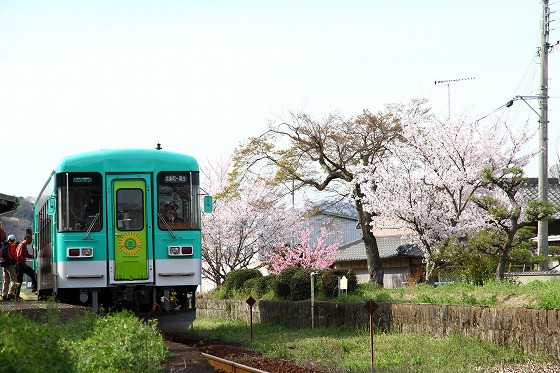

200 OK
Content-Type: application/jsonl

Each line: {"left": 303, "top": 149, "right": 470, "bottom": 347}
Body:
{"left": 520, "top": 178, "right": 560, "bottom": 219}
{"left": 506, "top": 271, "right": 560, "bottom": 276}
{"left": 337, "top": 236, "right": 424, "bottom": 262}
{"left": 311, "top": 200, "right": 358, "bottom": 219}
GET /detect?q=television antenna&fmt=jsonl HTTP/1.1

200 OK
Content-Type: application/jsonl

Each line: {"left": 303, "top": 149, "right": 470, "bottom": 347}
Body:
{"left": 434, "top": 77, "right": 475, "bottom": 119}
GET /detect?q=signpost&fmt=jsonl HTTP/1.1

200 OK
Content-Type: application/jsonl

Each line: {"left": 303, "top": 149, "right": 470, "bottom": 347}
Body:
{"left": 364, "top": 299, "right": 379, "bottom": 369}
{"left": 246, "top": 296, "right": 256, "bottom": 341}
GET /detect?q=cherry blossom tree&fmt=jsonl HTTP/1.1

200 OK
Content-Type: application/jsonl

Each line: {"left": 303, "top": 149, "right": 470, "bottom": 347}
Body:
{"left": 264, "top": 226, "right": 341, "bottom": 274}
{"left": 201, "top": 158, "right": 301, "bottom": 286}
{"left": 231, "top": 106, "right": 404, "bottom": 286}
{"left": 357, "top": 104, "right": 537, "bottom": 281}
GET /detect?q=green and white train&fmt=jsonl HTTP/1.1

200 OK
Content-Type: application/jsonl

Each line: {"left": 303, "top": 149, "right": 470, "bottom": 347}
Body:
{"left": 32, "top": 148, "right": 211, "bottom": 330}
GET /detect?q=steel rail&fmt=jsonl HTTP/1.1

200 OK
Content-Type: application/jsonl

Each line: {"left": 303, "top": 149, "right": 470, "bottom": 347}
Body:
{"left": 201, "top": 352, "right": 269, "bottom": 373}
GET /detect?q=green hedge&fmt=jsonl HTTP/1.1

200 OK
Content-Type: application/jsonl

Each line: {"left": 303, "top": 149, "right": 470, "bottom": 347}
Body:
{"left": 275, "top": 267, "right": 300, "bottom": 298}
{"left": 288, "top": 268, "right": 316, "bottom": 301}
{"left": 224, "top": 268, "right": 262, "bottom": 295}
{"left": 322, "top": 268, "right": 358, "bottom": 297}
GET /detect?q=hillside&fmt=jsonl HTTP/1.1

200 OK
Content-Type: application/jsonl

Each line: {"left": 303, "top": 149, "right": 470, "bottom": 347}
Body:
{"left": 1, "top": 197, "right": 34, "bottom": 242}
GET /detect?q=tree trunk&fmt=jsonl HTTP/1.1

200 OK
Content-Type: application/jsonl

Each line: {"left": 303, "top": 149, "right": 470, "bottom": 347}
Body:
{"left": 495, "top": 247, "right": 509, "bottom": 280}
{"left": 354, "top": 185, "right": 384, "bottom": 286}
{"left": 495, "top": 232, "right": 516, "bottom": 280}
{"left": 424, "top": 258, "right": 436, "bottom": 284}
{"left": 363, "top": 222, "right": 384, "bottom": 286}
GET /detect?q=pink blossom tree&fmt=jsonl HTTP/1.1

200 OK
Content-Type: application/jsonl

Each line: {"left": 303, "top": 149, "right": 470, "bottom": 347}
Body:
{"left": 201, "top": 158, "right": 301, "bottom": 286}
{"left": 264, "top": 226, "right": 340, "bottom": 274}
{"left": 357, "top": 103, "right": 536, "bottom": 281}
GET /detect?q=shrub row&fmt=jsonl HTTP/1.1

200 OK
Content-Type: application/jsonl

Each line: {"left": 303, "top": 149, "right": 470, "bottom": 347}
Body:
{"left": 221, "top": 267, "right": 358, "bottom": 300}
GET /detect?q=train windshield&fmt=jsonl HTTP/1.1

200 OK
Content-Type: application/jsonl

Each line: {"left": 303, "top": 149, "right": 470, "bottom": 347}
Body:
{"left": 157, "top": 171, "right": 201, "bottom": 230}
{"left": 56, "top": 172, "right": 103, "bottom": 232}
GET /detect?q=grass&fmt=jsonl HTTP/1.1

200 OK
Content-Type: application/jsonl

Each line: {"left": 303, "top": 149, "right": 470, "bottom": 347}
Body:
{"left": 0, "top": 306, "right": 168, "bottom": 373}
{"left": 221, "top": 277, "right": 560, "bottom": 309}
{"left": 3, "top": 279, "right": 558, "bottom": 372}
{"left": 308, "top": 279, "right": 560, "bottom": 308}
{"left": 187, "top": 315, "right": 553, "bottom": 372}
{"left": 200, "top": 279, "right": 560, "bottom": 371}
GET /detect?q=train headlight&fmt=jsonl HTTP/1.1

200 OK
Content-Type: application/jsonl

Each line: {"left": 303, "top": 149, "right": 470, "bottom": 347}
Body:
{"left": 67, "top": 247, "right": 94, "bottom": 258}
{"left": 168, "top": 246, "right": 193, "bottom": 256}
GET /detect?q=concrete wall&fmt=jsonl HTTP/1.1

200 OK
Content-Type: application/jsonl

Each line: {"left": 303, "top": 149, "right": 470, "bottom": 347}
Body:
{"left": 196, "top": 297, "right": 560, "bottom": 356}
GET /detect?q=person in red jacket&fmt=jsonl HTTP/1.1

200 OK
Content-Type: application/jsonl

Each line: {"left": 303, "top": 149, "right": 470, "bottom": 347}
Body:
{"left": 1, "top": 235, "right": 18, "bottom": 300}
{"left": 0, "top": 222, "right": 6, "bottom": 243}
{"left": 15, "top": 234, "right": 37, "bottom": 298}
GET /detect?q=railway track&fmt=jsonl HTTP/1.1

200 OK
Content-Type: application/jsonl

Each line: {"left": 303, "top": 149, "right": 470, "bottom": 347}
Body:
{"left": 202, "top": 353, "right": 269, "bottom": 373}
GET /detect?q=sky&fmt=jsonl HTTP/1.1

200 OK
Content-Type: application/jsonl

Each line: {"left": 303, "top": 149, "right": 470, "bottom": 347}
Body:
{"left": 0, "top": 0, "right": 558, "bottom": 199}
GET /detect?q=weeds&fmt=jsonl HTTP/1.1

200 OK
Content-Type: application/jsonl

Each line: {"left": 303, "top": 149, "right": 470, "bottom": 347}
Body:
{"left": 325, "top": 279, "right": 560, "bottom": 308}
{"left": 198, "top": 280, "right": 560, "bottom": 371}
{"left": 187, "top": 316, "right": 554, "bottom": 372}
{"left": 217, "top": 276, "right": 560, "bottom": 308}
{"left": 0, "top": 308, "right": 168, "bottom": 373}
{"left": 0, "top": 312, "right": 73, "bottom": 373}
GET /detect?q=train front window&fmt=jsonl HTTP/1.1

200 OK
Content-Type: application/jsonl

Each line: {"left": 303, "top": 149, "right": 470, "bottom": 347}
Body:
{"left": 116, "top": 188, "right": 144, "bottom": 231}
{"left": 157, "top": 171, "right": 201, "bottom": 230}
{"left": 56, "top": 172, "right": 103, "bottom": 232}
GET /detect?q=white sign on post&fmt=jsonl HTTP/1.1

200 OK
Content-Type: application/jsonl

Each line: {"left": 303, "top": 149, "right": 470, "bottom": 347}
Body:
{"left": 338, "top": 276, "right": 348, "bottom": 296}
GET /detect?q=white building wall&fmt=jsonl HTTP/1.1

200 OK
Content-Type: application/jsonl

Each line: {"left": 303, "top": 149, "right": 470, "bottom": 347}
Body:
{"left": 308, "top": 214, "right": 360, "bottom": 247}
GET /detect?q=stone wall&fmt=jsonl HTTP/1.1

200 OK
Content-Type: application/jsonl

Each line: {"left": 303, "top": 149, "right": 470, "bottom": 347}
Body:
{"left": 196, "top": 297, "right": 560, "bottom": 356}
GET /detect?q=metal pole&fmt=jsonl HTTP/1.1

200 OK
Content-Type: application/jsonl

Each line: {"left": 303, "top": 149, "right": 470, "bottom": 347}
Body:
{"left": 250, "top": 307, "right": 253, "bottom": 341}
{"left": 311, "top": 272, "right": 316, "bottom": 329}
{"left": 370, "top": 312, "right": 374, "bottom": 368}
{"left": 447, "top": 83, "right": 451, "bottom": 120}
{"left": 538, "top": 0, "right": 549, "bottom": 271}
{"left": 292, "top": 179, "right": 295, "bottom": 207}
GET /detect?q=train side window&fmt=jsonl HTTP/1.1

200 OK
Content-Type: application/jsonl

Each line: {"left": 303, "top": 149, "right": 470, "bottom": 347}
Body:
{"left": 56, "top": 172, "right": 103, "bottom": 232}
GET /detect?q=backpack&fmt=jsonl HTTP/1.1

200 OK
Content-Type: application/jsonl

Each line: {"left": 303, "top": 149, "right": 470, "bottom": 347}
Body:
{"left": 0, "top": 241, "right": 16, "bottom": 267}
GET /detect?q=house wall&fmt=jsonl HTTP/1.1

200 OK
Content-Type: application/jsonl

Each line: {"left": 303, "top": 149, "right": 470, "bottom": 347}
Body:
{"left": 333, "top": 258, "right": 423, "bottom": 289}
{"left": 308, "top": 214, "right": 360, "bottom": 246}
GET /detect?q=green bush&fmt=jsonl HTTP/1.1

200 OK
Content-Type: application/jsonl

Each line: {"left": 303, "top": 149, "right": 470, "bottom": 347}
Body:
{"left": 224, "top": 268, "right": 263, "bottom": 294}
{"left": 275, "top": 267, "right": 300, "bottom": 298}
{"left": 210, "top": 285, "right": 228, "bottom": 299}
{"left": 461, "top": 253, "right": 497, "bottom": 286}
{"left": 248, "top": 275, "right": 277, "bottom": 298}
{"left": 289, "top": 268, "right": 316, "bottom": 301}
{"left": 0, "top": 309, "right": 166, "bottom": 373}
{"left": 322, "top": 269, "right": 358, "bottom": 298}
{"left": 64, "top": 310, "right": 167, "bottom": 372}
{"left": 0, "top": 313, "right": 73, "bottom": 373}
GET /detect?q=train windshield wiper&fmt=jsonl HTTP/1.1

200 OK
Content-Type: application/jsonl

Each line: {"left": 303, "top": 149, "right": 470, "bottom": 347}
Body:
{"left": 158, "top": 213, "right": 176, "bottom": 239}
{"left": 83, "top": 213, "right": 100, "bottom": 240}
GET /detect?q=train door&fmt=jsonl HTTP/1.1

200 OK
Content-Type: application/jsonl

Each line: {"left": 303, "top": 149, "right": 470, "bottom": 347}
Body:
{"left": 107, "top": 175, "right": 154, "bottom": 283}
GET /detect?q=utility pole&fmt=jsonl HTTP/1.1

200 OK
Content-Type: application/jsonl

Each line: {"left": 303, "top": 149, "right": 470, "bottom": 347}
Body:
{"left": 504, "top": 1, "right": 552, "bottom": 271}
{"left": 434, "top": 77, "right": 475, "bottom": 120}
{"left": 538, "top": 0, "right": 550, "bottom": 271}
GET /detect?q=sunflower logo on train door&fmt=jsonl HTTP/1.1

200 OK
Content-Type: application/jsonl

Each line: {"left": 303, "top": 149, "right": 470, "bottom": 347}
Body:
{"left": 118, "top": 233, "right": 143, "bottom": 256}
